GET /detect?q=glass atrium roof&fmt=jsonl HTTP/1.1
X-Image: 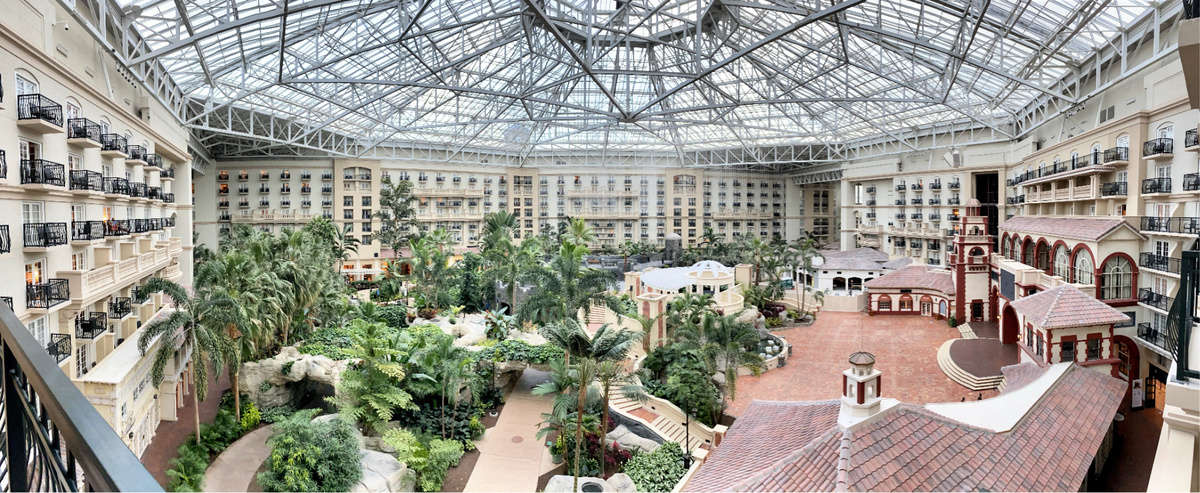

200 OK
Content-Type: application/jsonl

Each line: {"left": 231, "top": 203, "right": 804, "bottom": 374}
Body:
{"left": 117, "top": 0, "right": 1154, "bottom": 156}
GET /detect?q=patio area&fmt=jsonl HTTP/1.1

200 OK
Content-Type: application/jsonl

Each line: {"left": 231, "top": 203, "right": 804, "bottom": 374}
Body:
{"left": 726, "top": 312, "right": 995, "bottom": 417}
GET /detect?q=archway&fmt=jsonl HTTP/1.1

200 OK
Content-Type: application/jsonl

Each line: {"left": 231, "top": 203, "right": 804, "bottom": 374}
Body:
{"left": 1001, "top": 304, "right": 1019, "bottom": 344}
{"left": 833, "top": 277, "right": 846, "bottom": 292}
{"left": 1112, "top": 335, "right": 1141, "bottom": 409}
{"left": 848, "top": 277, "right": 862, "bottom": 293}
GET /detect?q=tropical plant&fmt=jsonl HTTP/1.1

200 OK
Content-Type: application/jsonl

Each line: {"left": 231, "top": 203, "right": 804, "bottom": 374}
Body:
{"left": 676, "top": 312, "right": 764, "bottom": 401}
{"left": 404, "top": 229, "right": 456, "bottom": 313}
{"left": 383, "top": 428, "right": 465, "bottom": 492}
{"left": 257, "top": 410, "right": 362, "bottom": 492}
{"left": 562, "top": 217, "right": 595, "bottom": 249}
{"left": 328, "top": 320, "right": 419, "bottom": 431}
{"left": 374, "top": 176, "right": 419, "bottom": 258}
{"left": 667, "top": 292, "right": 714, "bottom": 339}
{"left": 406, "top": 331, "right": 471, "bottom": 439}
{"left": 624, "top": 442, "right": 688, "bottom": 492}
{"left": 518, "top": 241, "right": 617, "bottom": 325}
{"left": 594, "top": 359, "right": 644, "bottom": 477}
{"left": 136, "top": 277, "right": 226, "bottom": 446}
{"left": 790, "top": 235, "right": 824, "bottom": 315}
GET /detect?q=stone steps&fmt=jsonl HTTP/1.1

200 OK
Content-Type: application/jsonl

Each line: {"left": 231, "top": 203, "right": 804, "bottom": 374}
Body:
{"left": 936, "top": 339, "right": 1003, "bottom": 391}
{"left": 650, "top": 415, "right": 706, "bottom": 452}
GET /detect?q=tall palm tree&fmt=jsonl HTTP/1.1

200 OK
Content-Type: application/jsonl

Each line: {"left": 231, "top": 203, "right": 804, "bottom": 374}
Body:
{"left": 518, "top": 242, "right": 615, "bottom": 325}
{"left": 404, "top": 230, "right": 455, "bottom": 312}
{"left": 487, "top": 236, "right": 540, "bottom": 310}
{"left": 791, "top": 236, "right": 823, "bottom": 315}
{"left": 677, "top": 312, "right": 763, "bottom": 401}
{"left": 667, "top": 292, "right": 714, "bottom": 339}
{"left": 563, "top": 217, "right": 595, "bottom": 248}
{"left": 623, "top": 311, "right": 662, "bottom": 352}
{"left": 481, "top": 211, "right": 517, "bottom": 252}
{"left": 136, "top": 277, "right": 226, "bottom": 445}
{"left": 594, "top": 359, "right": 644, "bottom": 477}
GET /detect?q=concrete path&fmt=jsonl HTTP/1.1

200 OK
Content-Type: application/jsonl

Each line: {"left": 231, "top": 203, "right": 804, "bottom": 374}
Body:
{"left": 203, "top": 425, "right": 274, "bottom": 492}
{"left": 464, "top": 368, "right": 555, "bottom": 492}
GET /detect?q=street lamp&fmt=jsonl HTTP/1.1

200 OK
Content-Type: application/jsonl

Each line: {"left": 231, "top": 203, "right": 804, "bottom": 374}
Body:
{"left": 682, "top": 406, "right": 697, "bottom": 469}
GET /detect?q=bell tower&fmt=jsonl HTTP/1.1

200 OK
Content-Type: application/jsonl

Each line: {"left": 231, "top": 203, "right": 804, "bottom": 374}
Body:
{"left": 951, "top": 199, "right": 993, "bottom": 323}
{"left": 841, "top": 352, "right": 882, "bottom": 417}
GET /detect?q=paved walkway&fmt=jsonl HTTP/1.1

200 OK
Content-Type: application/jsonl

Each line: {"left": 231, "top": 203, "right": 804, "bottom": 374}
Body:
{"left": 203, "top": 425, "right": 274, "bottom": 492}
{"left": 463, "top": 368, "right": 554, "bottom": 492}
{"left": 726, "top": 312, "right": 995, "bottom": 417}
{"left": 141, "top": 372, "right": 231, "bottom": 488}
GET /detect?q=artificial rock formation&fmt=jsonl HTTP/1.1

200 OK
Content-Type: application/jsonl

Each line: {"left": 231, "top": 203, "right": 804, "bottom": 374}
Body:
{"left": 351, "top": 450, "right": 417, "bottom": 493}
{"left": 241, "top": 346, "right": 349, "bottom": 407}
{"left": 606, "top": 425, "right": 661, "bottom": 453}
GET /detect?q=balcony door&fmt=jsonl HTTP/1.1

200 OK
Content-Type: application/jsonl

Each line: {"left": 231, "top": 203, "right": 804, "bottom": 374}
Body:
{"left": 1157, "top": 165, "right": 1171, "bottom": 180}
{"left": 24, "top": 259, "right": 44, "bottom": 285}
{"left": 76, "top": 344, "right": 89, "bottom": 377}
{"left": 19, "top": 139, "right": 40, "bottom": 161}
{"left": 1156, "top": 125, "right": 1173, "bottom": 140}
{"left": 22, "top": 201, "right": 43, "bottom": 229}
{"left": 14, "top": 74, "right": 37, "bottom": 96}
{"left": 27, "top": 317, "right": 47, "bottom": 349}
{"left": 1154, "top": 240, "right": 1170, "bottom": 259}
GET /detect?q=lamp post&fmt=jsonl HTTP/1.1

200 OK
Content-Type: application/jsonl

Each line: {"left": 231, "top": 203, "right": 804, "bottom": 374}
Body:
{"left": 682, "top": 405, "right": 696, "bottom": 469}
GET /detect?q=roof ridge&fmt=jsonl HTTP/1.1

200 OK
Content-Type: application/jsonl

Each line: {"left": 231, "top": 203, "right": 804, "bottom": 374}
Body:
{"left": 731, "top": 425, "right": 843, "bottom": 491}
{"left": 1043, "top": 285, "right": 1066, "bottom": 326}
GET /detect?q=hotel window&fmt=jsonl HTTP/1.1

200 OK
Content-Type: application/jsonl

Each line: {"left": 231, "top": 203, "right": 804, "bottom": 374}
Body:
{"left": 1086, "top": 339, "right": 1102, "bottom": 360}
{"left": 344, "top": 209, "right": 353, "bottom": 219}
{"left": 877, "top": 296, "right": 891, "bottom": 311}
{"left": 344, "top": 196, "right": 353, "bottom": 206}
{"left": 1035, "top": 333, "right": 1044, "bottom": 357}
{"left": 1073, "top": 253, "right": 1094, "bottom": 284}
{"left": 1052, "top": 245, "right": 1069, "bottom": 278}
{"left": 27, "top": 317, "right": 48, "bottom": 348}
{"left": 1060, "top": 341, "right": 1075, "bottom": 362}
{"left": 1100, "top": 256, "right": 1132, "bottom": 299}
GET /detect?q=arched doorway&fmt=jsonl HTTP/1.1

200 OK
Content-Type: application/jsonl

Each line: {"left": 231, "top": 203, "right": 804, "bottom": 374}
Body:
{"left": 1112, "top": 335, "right": 1141, "bottom": 409}
{"left": 833, "top": 277, "right": 846, "bottom": 292}
{"left": 1000, "top": 304, "right": 1019, "bottom": 344}
{"left": 848, "top": 277, "right": 862, "bottom": 293}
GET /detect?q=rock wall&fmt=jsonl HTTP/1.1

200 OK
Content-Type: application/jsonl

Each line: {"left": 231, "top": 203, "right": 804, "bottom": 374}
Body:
{"left": 241, "top": 346, "right": 350, "bottom": 408}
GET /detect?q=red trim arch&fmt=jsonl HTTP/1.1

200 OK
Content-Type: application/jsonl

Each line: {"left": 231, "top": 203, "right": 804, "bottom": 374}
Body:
{"left": 1110, "top": 334, "right": 1140, "bottom": 410}
{"left": 1098, "top": 252, "right": 1139, "bottom": 302}
{"left": 1034, "top": 238, "right": 1051, "bottom": 271}
{"left": 898, "top": 294, "right": 914, "bottom": 311}
{"left": 1048, "top": 240, "right": 1070, "bottom": 277}
{"left": 1021, "top": 236, "right": 1035, "bottom": 265}
{"left": 876, "top": 294, "right": 892, "bottom": 312}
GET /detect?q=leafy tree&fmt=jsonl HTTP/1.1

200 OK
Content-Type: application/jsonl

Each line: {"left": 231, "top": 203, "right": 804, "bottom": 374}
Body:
{"left": 404, "top": 229, "right": 456, "bottom": 312}
{"left": 328, "top": 320, "right": 418, "bottom": 431}
{"left": 136, "top": 277, "right": 226, "bottom": 446}
{"left": 257, "top": 410, "right": 362, "bottom": 492}
{"left": 595, "top": 359, "right": 644, "bottom": 477}
{"left": 455, "top": 252, "right": 493, "bottom": 311}
{"left": 374, "top": 176, "right": 418, "bottom": 258}
{"left": 383, "top": 428, "right": 465, "bottom": 492}
{"left": 407, "top": 332, "right": 471, "bottom": 439}
{"left": 518, "top": 241, "right": 616, "bottom": 325}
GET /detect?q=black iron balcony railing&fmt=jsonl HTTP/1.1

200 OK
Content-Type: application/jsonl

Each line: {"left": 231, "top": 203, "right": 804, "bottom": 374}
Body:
{"left": 108, "top": 297, "right": 131, "bottom": 319}
{"left": 258, "top": 200, "right": 270, "bottom": 208}
{"left": 126, "top": 145, "right": 147, "bottom": 162}
{"left": 1139, "top": 288, "right": 1175, "bottom": 311}
{"left": 129, "top": 182, "right": 147, "bottom": 198}
{"left": 1140, "top": 252, "right": 1182, "bottom": 274}
{"left": 71, "top": 221, "right": 104, "bottom": 242}
{"left": 237, "top": 172, "right": 248, "bottom": 181}
{"left": 930, "top": 182, "right": 942, "bottom": 190}
{"left": 24, "top": 223, "right": 68, "bottom": 248}
{"left": 69, "top": 170, "right": 103, "bottom": 192}
{"left": 67, "top": 118, "right": 101, "bottom": 142}
{"left": 865, "top": 200, "right": 876, "bottom": 206}
{"left": 218, "top": 213, "right": 232, "bottom": 221}
{"left": 930, "top": 213, "right": 942, "bottom": 220}
{"left": 1185, "top": 173, "right": 1199, "bottom": 191}
{"left": 1103, "top": 146, "right": 1129, "bottom": 163}
{"left": 280, "top": 185, "right": 291, "bottom": 193}
{"left": 151, "top": 218, "right": 164, "bottom": 231}
{"left": 946, "top": 197, "right": 960, "bottom": 205}
{"left": 1186, "top": 128, "right": 1198, "bottom": 148}
{"left": 894, "top": 240, "right": 906, "bottom": 247}
{"left": 47, "top": 332, "right": 71, "bottom": 364}
{"left": 1141, "top": 216, "right": 1200, "bottom": 235}
{"left": 75, "top": 313, "right": 107, "bottom": 339}
{"left": 238, "top": 200, "right": 250, "bottom": 208}
{"left": 948, "top": 181, "right": 960, "bottom": 189}
{"left": 258, "top": 185, "right": 269, "bottom": 193}
{"left": 133, "top": 219, "right": 150, "bottom": 234}
{"left": 103, "top": 177, "right": 129, "bottom": 195}
{"left": 0, "top": 225, "right": 9, "bottom": 254}
{"left": 145, "top": 154, "right": 163, "bottom": 168}
{"left": 894, "top": 213, "right": 905, "bottom": 219}
{"left": 100, "top": 134, "right": 127, "bottom": 154}
{"left": 865, "top": 186, "right": 875, "bottom": 193}
{"left": 928, "top": 198, "right": 941, "bottom": 205}
{"left": 1138, "top": 322, "right": 1176, "bottom": 352}
{"left": 20, "top": 159, "right": 66, "bottom": 187}
{"left": 160, "top": 167, "right": 175, "bottom": 179}
{"left": 894, "top": 199, "right": 904, "bottom": 206}
{"left": 1101, "top": 182, "right": 1127, "bottom": 196}
{"left": 0, "top": 306, "right": 160, "bottom": 490}
{"left": 322, "top": 172, "right": 333, "bottom": 180}
{"left": 910, "top": 184, "right": 922, "bottom": 190}
{"left": 300, "top": 172, "right": 311, "bottom": 180}
{"left": 910, "top": 213, "right": 923, "bottom": 219}
{"left": 164, "top": 192, "right": 175, "bottom": 203}
{"left": 1143, "top": 138, "right": 1173, "bottom": 156}
{"left": 26, "top": 279, "right": 69, "bottom": 309}
{"left": 322, "top": 186, "right": 333, "bottom": 193}
{"left": 301, "top": 186, "right": 312, "bottom": 193}
{"left": 259, "top": 172, "right": 270, "bottom": 180}
{"left": 1071, "top": 155, "right": 1093, "bottom": 169}
{"left": 281, "top": 172, "right": 291, "bottom": 180}
{"left": 238, "top": 186, "right": 249, "bottom": 194}
{"left": 895, "top": 184, "right": 905, "bottom": 191}
{"left": 1142, "top": 177, "right": 1172, "bottom": 194}
{"left": 148, "top": 187, "right": 162, "bottom": 200}
{"left": 104, "top": 219, "right": 130, "bottom": 237}
{"left": 1, "top": 149, "right": 6, "bottom": 179}
{"left": 949, "top": 213, "right": 961, "bottom": 221}
{"left": 16, "top": 94, "right": 63, "bottom": 127}
{"left": 911, "top": 199, "right": 922, "bottom": 205}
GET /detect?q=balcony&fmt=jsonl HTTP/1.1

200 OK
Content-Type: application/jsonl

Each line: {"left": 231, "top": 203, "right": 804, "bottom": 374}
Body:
{"left": 109, "top": 297, "right": 132, "bottom": 319}
{"left": 1186, "top": 128, "right": 1198, "bottom": 151}
{"left": 1142, "top": 138, "right": 1173, "bottom": 159}
{"left": 1141, "top": 216, "right": 1200, "bottom": 235}
{"left": 1101, "top": 181, "right": 1127, "bottom": 196}
{"left": 103, "top": 177, "right": 129, "bottom": 196}
{"left": 948, "top": 181, "right": 960, "bottom": 190}
{"left": 910, "top": 184, "right": 922, "bottom": 190}
{"left": 164, "top": 192, "right": 175, "bottom": 203}
{"left": 0, "top": 225, "right": 8, "bottom": 254}
{"left": 26, "top": 279, "right": 69, "bottom": 309}
{"left": 895, "top": 184, "right": 905, "bottom": 191}
{"left": 1099, "top": 146, "right": 1128, "bottom": 165}
{"left": 100, "top": 134, "right": 128, "bottom": 157}
{"left": 239, "top": 200, "right": 250, "bottom": 208}
{"left": 894, "top": 199, "right": 904, "bottom": 206}
{"left": 1141, "top": 252, "right": 1184, "bottom": 277}
{"left": 148, "top": 187, "right": 162, "bottom": 201}
{"left": 133, "top": 219, "right": 151, "bottom": 234}
{"left": 322, "top": 173, "right": 333, "bottom": 181}
{"left": 910, "top": 199, "right": 923, "bottom": 205}
{"left": 322, "top": 186, "right": 333, "bottom": 194}
{"left": 75, "top": 313, "right": 107, "bottom": 339}
{"left": 103, "top": 219, "right": 130, "bottom": 237}
{"left": 71, "top": 221, "right": 105, "bottom": 242}
{"left": 1141, "top": 177, "right": 1172, "bottom": 194}
{"left": 16, "top": 94, "right": 64, "bottom": 133}
{"left": 1138, "top": 288, "right": 1175, "bottom": 311}
{"left": 865, "top": 186, "right": 875, "bottom": 193}
{"left": 160, "top": 167, "right": 175, "bottom": 180}
{"left": 144, "top": 154, "right": 163, "bottom": 170}
{"left": 66, "top": 118, "right": 103, "bottom": 148}
{"left": 20, "top": 159, "right": 66, "bottom": 187}
{"left": 24, "top": 223, "right": 68, "bottom": 249}
{"left": 237, "top": 172, "right": 249, "bottom": 181}
{"left": 1185, "top": 173, "right": 1199, "bottom": 192}
{"left": 69, "top": 170, "right": 103, "bottom": 192}
{"left": 126, "top": 145, "right": 147, "bottom": 164}
{"left": 1136, "top": 322, "right": 1176, "bottom": 355}
{"left": 47, "top": 332, "right": 71, "bottom": 364}
{"left": 129, "top": 182, "right": 147, "bottom": 199}
{"left": 930, "top": 182, "right": 942, "bottom": 190}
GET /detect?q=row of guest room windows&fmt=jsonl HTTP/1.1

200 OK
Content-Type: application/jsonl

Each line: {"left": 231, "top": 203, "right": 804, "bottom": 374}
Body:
{"left": 9, "top": 71, "right": 147, "bottom": 152}
{"left": 999, "top": 235, "right": 1133, "bottom": 300}
{"left": 1024, "top": 326, "right": 1102, "bottom": 362}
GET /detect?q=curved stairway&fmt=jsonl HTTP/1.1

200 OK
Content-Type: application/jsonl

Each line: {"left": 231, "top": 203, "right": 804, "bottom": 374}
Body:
{"left": 936, "top": 340, "right": 1004, "bottom": 391}
{"left": 609, "top": 395, "right": 710, "bottom": 453}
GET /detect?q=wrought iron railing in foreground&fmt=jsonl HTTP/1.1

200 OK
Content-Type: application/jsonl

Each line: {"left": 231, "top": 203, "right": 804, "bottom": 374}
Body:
{"left": 0, "top": 306, "right": 161, "bottom": 491}
{"left": 1166, "top": 243, "right": 1199, "bottom": 381}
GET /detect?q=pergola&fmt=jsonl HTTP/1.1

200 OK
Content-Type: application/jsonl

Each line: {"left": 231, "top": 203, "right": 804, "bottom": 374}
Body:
{"left": 58, "top": 0, "right": 1177, "bottom": 167}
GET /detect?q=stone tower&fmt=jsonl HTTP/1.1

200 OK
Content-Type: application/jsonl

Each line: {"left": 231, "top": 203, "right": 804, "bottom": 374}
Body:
{"left": 950, "top": 198, "right": 993, "bottom": 323}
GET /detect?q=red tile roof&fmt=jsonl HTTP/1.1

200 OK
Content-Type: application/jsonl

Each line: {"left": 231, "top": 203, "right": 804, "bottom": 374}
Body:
{"left": 999, "top": 362, "right": 1048, "bottom": 394}
{"left": 684, "top": 400, "right": 840, "bottom": 491}
{"left": 864, "top": 265, "right": 955, "bottom": 295}
{"left": 1009, "top": 285, "right": 1130, "bottom": 329}
{"left": 999, "top": 216, "right": 1134, "bottom": 242}
{"left": 685, "top": 365, "right": 1124, "bottom": 492}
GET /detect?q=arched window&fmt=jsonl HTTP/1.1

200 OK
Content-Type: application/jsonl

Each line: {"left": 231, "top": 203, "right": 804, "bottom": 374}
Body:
{"left": 14, "top": 70, "right": 39, "bottom": 95}
{"left": 877, "top": 295, "right": 892, "bottom": 311}
{"left": 1116, "top": 135, "right": 1130, "bottom": 149}
{"left": 1090, "top": 144, "right": 1101, "bottom": 163}
{"left": 1001, "top": 237, "right": 1009, "bottom": 257}
{"left": 64, "top": 96, "right": 81, "bottom": 121}
{"left": 1101, "top": 256, "right": 1132, "bottom": 299}
{"left": 1073, "top": 252, "right": 1094, "bottom": 285}
{"left": 899, "top": 295, "right": 913, "bottom": 311}
{"left": 1035, "top": 242, "right": 1050, "bottom": 271}
{"left": 1053, "top": 245, "right": 1069, "bottom": 277}
{"left": 1022, "top": 238, "right": 1035, "bottom": 266}
{"left": 969, "top": 247, "right": 985, "bottom": 257}
{"left": 1156, "top": 123, "right": 1174, "bottom": 140}
{"left": 98, "top": 117, "right": 111, "bottom": 134}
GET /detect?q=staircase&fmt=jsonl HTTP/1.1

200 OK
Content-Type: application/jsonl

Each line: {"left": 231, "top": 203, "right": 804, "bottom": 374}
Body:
{"left": 587, "top": 305, "right": 607, "bottom": 326}
{"left": 936, "top": 340, "right": 1004, "bottom": 391}
{"left": 609, "top": 395, "right": 710, "bottom": 453}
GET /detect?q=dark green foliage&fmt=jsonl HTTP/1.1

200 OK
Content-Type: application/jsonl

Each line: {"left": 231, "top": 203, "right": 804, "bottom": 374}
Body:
{"left": 377, "top": 304, "right": 410, "bottom": 328}
{"left": 383, "top": 429, "right": 465, "bottom": 492}
{"left": 624, "top": 442, "right": 687, "bottom": 492}
{"left": 639, "top": 344, "right": 722, "bottom": 426}
{"left": 328, "top": 320, "right": 416, "bottom": 431}
{"left": 472, "top": 339, "right": 563, "bottom": 365}
{"left": 165, "top": 395, "right": 250, "bottom": 491}
{"left": 393, "top": 401, "right": 484, "bottom": 443}
{"left": 257, "top": 410, "right": 363, "bottom": 492}
{"left": 281, "top": 360, "right": 294, "bottom": 376}
{"left": 259, "top": 404, "right": 298, "bottom": 424}
{"left": 455, "top": 253, "right": 494, "bottom": 312}
{"left": 557, "top": 431, "right": 632, "bottom": 478}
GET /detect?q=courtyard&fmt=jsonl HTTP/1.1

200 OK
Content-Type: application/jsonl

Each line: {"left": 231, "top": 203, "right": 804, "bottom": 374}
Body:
{"left": 726, "top": 312, "right": 996, "bottom": 417}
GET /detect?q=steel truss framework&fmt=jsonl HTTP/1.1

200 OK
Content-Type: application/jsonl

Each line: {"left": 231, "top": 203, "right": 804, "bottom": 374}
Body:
{"left": 63, "top": 0, "right": 1178, "bottom": 168}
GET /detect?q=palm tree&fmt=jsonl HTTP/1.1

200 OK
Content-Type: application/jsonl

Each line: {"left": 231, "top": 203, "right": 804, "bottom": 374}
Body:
{"left": 404, "top": 230, "right": 455, "bottom": 312}
{"left": 677, "top": 312, "right": 763, "bottom": 401}
{"left": 418, "top": 334, "right": 470, "bottom": 439}
{"left": 667, "top": 292, "right": 714, "bottom": 339}
{"left": 481, "top": 211, "right": 517, "bottom": 252}
{"left": 619, "top": 240, "right": 638, "bottom": 272}
{"left": 594, "top": 359, "right": 644, "bottom": 477}
{"left": 791, "top": 236, "right": 823, "bottom": 315}
{"left": 487, "top": 237, "right": 540, "bottom": 310}
{"left": 623, "top": 311, "right": 662, "bottom": 353}
{"left": 194, "top": 249, "right": 279, "bottom": 419}
{"left": 136, "top": 277, "right": 226, "bottom": 445}
{"left": 563, "top": 217, "right": 595, "bottom": 248}
{"left": 518, "top": 242, "right": 615, "bottom": 325}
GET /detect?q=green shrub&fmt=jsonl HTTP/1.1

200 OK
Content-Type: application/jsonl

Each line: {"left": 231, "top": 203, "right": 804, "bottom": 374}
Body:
{"left": 260, "top": 404, "right": 297, "bottom": 424}
{"left": 280, "top": 360, "right": 294, "bottom": 376}
{"left": 948, "top": 315, "right": 957, "bottom": 327}
{"left": 472, "top": 339, "right": 563, "bottom": 365}
{"left": 624, "top": 442, "right": 687, "bottom": 492}
{"left": 165, "top": 440, "right": 209, "bottom": 491}
{"left": 383, "top": 429, "right": 465, "bottom": 492}
{"left": 241, "top": 402, "right": 262, "bottom": 432}
{"left": 257, "top": 410, "right": 362, "bottom": 492}
{"left": 377, "top": 304, "right": 410, "bottom": 328}
{"left": 765, "top": 316, "right": 783, "bottom": 328}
